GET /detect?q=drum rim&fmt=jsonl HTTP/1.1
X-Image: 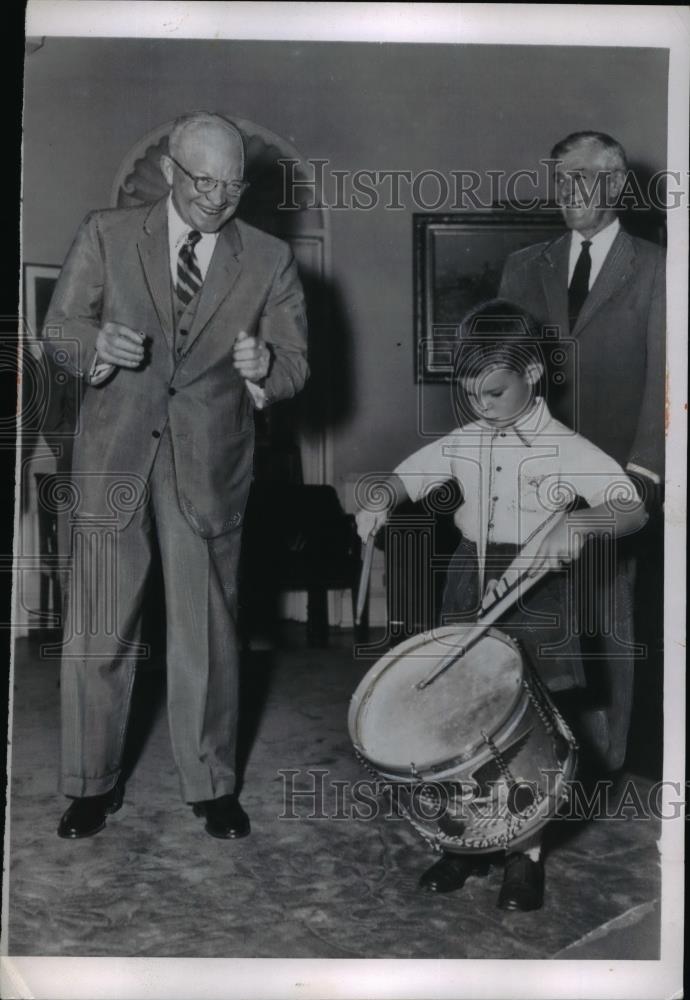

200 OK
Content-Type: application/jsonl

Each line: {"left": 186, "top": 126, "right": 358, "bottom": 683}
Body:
{"left": 348, "top": 626, "right": 525, "bottom": 777}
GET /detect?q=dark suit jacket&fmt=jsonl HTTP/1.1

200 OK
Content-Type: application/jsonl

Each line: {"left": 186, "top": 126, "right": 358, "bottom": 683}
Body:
{"left": 499, "top": 229, "right": 665, "bottom": 479}
{"left": 43, "top": 198, "right": 308, "bottom": 537}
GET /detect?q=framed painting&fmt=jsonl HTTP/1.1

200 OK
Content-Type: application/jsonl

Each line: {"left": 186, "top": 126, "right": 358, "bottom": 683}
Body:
{"left": 414, "top": 207, "right": 565, "bottom": 381}
{"left": 23, "top": 263, "right": 61, "bottom": 338}
{"left": 21, "top": 263, "right": 82, "bottom": 444}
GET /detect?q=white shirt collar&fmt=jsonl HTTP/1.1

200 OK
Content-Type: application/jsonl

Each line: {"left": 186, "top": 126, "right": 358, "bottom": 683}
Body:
{"left": 568, "top": 217, "right": 620, "bottom": 287}
{"left": 167, "top": 195, "right": 218, "bottom": 247}
{"left": 570, "top": 215, "right": 620, "bottom": 253}
{"left": 474, "top": 396, "right": 550, "bottom": 446}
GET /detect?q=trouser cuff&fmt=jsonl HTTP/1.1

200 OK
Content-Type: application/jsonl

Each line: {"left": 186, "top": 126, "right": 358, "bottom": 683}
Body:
{"left": 60, "top": 771, "right": 120, "bottom": 798}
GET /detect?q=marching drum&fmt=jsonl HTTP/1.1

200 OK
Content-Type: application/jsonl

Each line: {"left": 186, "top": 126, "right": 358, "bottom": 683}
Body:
{"left": 348, "top": 624, "right": 577, "bottom": 854}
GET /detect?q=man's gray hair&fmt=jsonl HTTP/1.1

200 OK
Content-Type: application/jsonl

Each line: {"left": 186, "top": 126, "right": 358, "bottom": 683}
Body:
{"left": 550, "top": 131, "right": 628, "bottom": 172}
{"left": 168, "top": 111, "right": 245, "bottom": 175}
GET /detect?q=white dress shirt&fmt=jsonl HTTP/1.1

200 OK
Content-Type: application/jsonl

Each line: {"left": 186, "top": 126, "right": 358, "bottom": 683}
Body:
{"left": 567, "top": 217, "right": 620, "bottom": 289}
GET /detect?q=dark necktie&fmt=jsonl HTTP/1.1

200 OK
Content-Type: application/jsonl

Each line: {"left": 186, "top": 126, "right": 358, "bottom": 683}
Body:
{"left": 568, "top": 238, "right": 592, "bottom": 330}
{"left": 176, "top": 230, "right": 203, "bottom": 307}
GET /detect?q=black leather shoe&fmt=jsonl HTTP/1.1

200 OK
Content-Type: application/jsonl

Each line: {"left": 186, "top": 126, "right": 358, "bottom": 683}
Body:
{"left": 419, "top": 852, "right": 490, "bottom": 893}
{"left": 57, "top": 783, "right": 124, "bottom": 839}
{"left": 192, "top": 794, "right": 250, "bottom": 839}
{"left": 497, "top": 852, "right": 544, "bottom": 911}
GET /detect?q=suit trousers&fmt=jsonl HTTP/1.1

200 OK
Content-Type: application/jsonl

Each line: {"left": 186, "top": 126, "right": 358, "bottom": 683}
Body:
{"left": 60, "top": 428, "right": 242, "bottom": 802}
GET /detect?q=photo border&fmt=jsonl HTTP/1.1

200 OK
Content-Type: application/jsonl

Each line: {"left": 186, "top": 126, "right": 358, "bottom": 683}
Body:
{"left": 5, "top": 3, "right": 687, "bottom": 999}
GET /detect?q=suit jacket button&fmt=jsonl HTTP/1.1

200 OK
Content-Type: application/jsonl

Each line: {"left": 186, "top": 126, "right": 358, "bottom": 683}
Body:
{"left": 152, "top": 430, "right": 161, "bottom": 439}
{"left": 179, "top": 328, "right": 188, "bottom": 336}
{"left": 168, "top": 388, "right": 176, "bottom": 396}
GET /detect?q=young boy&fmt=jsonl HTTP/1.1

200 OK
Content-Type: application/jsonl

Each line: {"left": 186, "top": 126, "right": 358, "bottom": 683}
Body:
{"left": 356, "top": 299, "right": 647, "bottom": 911}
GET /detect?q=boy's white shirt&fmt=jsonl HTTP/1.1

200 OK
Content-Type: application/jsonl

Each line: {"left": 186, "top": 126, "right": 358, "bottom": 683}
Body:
{"left": 86, "top": 196, "right": 266, "bottom": 408}
{"left": 394, "top": 397, "right": 639, "bottom": 553}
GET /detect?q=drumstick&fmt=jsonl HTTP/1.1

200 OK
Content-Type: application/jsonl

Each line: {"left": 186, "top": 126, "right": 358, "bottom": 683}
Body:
{"left": 416, "top": 512, "right": 565, "bottom": 690}
{"left": 415, "top": 565, "right": 550, "bottom": 688}
{"left": 355, "top": 534, "right": 376, "bottom": 626}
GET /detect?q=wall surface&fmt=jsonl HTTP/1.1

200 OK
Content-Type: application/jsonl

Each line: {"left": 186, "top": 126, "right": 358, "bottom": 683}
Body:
{"left": 22, "top": 38, "right": 669, "bottom": 494}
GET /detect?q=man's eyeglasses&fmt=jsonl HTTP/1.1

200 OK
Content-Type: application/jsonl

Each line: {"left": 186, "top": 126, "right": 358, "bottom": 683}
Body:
{"left": 169, "top": 155, "right": 248, "bottom": 198}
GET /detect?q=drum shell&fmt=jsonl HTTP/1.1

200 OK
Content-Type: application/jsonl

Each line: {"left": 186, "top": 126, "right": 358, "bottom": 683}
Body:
{"left": 349, "top": 625, "right": 577, "bottom": 853}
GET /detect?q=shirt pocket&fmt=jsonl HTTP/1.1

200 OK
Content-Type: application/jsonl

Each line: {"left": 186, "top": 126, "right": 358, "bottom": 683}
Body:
{"left": 518, "top": 473, "right": 548, "bottom": 514}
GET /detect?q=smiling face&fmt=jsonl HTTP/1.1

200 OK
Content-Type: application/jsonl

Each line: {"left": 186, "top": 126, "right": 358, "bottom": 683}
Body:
{"left": 554, "top": 139, "right": 624, "bottom": 239}
{"left": 461, "top": 364, "right": 541, "bottom": 427}
{"left": 160, "top": 122, "right": 245, "bottom": 233}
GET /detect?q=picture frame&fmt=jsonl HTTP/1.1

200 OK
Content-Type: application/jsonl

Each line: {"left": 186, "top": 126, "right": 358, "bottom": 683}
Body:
{"left": 22, "top": 263, "right": 61, "bottom": 339}
{"left": 20, "top": 262, "right": 82, "bottom": 445}
{"left": 414, "top": 207, "right": 565, "bottom": 382}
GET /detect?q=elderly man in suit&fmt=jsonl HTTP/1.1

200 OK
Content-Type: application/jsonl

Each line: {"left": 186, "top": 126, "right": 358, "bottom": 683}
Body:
{"left": 500, "top": 131, "right": 664, "bottom": 477}
{"left": 499, "top": 130, "right": 665, "bottom": 772}
{"left": 43, "top": 111, "right": 308, "bottom": 840}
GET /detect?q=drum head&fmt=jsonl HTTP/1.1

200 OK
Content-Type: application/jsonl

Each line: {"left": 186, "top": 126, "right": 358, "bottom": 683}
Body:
{"left": 349, "top": 627, "right": 522, "bottom": 775}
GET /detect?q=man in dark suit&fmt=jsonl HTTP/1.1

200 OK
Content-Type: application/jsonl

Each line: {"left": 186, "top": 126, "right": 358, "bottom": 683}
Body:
{"left": 499, "top": 131, "right": 664, "bottom": 480}
{"left": 499, "top": 131, "right": 665, "bottom": 772}
{"left": 43, "top": 111, "right": 308, "bottom": 840}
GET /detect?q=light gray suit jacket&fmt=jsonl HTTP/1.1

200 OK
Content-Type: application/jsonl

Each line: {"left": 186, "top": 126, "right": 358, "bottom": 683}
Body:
{"left": 43, "top": 197, "right": 309, "bottom": 537}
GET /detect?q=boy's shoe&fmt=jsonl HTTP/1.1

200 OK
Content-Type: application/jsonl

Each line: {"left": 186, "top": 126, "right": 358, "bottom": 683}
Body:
{"left": 497, "top": 852, "right": 544, "bottom": 911}
{"left": 419, "top": 852, "right": 490, "bottom": 893}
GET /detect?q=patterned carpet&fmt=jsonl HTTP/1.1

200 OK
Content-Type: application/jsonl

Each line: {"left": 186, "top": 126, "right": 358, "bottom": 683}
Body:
{"left": 6, "top": 628, "right": 661, "bottom": 960}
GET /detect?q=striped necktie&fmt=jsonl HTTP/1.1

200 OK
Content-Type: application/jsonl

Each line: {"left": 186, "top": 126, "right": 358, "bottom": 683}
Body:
{"left": 176, "top": 230, "right": 203, "bottom": 307}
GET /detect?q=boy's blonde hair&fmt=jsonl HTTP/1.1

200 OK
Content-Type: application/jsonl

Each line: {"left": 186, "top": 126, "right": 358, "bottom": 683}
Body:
{"left": 454, "top": 298, "right": 545, "bottom": 381}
